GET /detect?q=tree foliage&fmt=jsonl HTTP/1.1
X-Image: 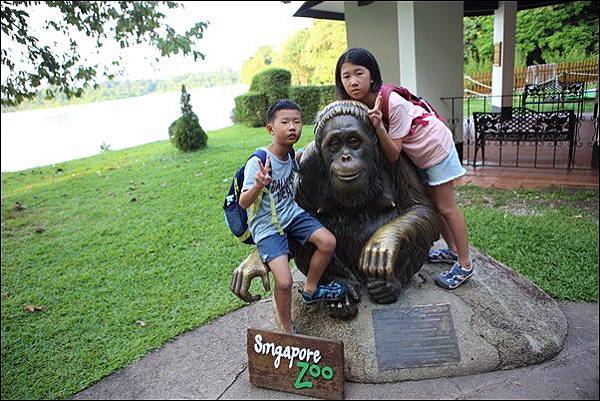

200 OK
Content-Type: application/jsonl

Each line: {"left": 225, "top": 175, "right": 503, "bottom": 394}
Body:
{"left": 168, "top": 84, "right": 207, "bottom": 151}
{"left": 240, "top": 46, "right": 275, "bottom": 84}
{"left": 243, "top": 2, "right": 597, "bottom": 80}
{"left": 3, "top": 69, "right": 240, "bottom": 112}
{"left": 464, "top": 1, "right": 598, "bottom": 74}
{"left": 240, "top": 20, "right": 346, "bottom": 86}
{"left": 1, "top": 1, "right": 208, "bottom": 107}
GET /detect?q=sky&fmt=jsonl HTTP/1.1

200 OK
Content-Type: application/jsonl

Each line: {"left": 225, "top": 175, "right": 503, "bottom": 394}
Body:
{"left": 0, "top": 1, "right": 316, "bottom": 83}
{"left": 134, "top": 1, "right": 314, "bottom": 80}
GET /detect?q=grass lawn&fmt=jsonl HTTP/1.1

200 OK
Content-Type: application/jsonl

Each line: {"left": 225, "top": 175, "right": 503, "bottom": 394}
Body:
{"left": 1, "top": 124, "right": 598, "bottom": 399}
{"left": 460, "top": 90, "right": 597, "bottom": 115}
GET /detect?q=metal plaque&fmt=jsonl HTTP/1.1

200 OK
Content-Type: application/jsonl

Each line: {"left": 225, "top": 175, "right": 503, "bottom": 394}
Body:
{"left": 372, "top": 304, "right": 460, "bottom": 370}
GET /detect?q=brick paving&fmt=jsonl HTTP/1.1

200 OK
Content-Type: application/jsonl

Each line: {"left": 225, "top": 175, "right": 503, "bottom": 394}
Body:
{"left": 456, "top": 165, "right": 599, "bottom": 190}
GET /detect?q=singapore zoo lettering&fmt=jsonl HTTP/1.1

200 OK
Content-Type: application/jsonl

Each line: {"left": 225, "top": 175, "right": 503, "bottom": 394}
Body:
{"left": 253, "top": 333, "right": 335, "bottom": 389}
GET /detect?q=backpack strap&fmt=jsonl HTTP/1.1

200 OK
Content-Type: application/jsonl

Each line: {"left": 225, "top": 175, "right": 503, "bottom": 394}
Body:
{"left": 246, "top": 148, "right": 285, "bottom": 236}
{"left": 379, "top": 84, "right": 446, "bottom": 134}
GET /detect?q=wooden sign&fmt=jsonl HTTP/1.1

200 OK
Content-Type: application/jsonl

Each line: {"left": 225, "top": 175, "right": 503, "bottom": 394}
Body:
{"left": 247, "top": 328, "right": 344, "bottom": 400}
{"left": 493, "top": 42, "right": 502, "bottom": 66}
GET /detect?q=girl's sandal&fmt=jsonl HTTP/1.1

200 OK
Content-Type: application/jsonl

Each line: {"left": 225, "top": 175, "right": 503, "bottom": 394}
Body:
{"left": 435, "top": 262, "right": 474, "bottom": 290}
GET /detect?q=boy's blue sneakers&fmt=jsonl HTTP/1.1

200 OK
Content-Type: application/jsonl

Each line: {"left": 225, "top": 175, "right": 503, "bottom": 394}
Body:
{"left": 300, "top": 281, "right": 347, "bottom": 305}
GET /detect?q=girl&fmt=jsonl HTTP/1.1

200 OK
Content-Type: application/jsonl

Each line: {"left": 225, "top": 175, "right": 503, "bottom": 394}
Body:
{"left": 334, "top": 47, "right": 474, "bottom": 290}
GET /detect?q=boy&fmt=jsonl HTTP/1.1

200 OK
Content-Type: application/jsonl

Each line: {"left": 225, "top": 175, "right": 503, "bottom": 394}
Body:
{"left": 239, "top": 99, "right": 346, "bottom": 334}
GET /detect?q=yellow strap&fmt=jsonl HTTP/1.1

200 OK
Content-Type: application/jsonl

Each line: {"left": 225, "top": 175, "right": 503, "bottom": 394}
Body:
{"left": 238, "top": 230, "right": 252, "bottom": 242}
{"left": 266, "top": 189, "right": 283, "bottom": 235}
{"left": 247, "top": 189, "right": 261, "bottom": 223}
{"left": 247, "top": 187, "right": 283, "bottom": 235}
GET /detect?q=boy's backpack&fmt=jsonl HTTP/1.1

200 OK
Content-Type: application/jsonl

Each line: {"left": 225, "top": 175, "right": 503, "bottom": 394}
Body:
{"left": 379, "top": 84, "right": 446, "bottom": 134}
{"left": 223, "top": 148, "right": 295, "bottom": 245}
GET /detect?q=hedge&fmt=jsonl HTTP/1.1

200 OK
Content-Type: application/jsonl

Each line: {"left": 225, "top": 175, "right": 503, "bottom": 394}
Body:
{"left": 233, "top": 91, "right": 269, "bottom": 127}
{"left": 289, "top": 84, "right": 338, "bottom": 124}
{"left": 250, "top": 68, "right": 291, "bottom": 106}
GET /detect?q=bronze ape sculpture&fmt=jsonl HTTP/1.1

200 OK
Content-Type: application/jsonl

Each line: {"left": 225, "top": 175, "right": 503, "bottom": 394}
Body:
{"left": 231, "top": 100, "right": 439, "bottom": 319}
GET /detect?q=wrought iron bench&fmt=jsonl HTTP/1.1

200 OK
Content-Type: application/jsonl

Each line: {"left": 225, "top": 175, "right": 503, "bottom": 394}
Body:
{"left": 472, "top": 107, "right": 576, "bottom": 169}
{"left": 521, "top": 80, "right": 585, "bottom": 111}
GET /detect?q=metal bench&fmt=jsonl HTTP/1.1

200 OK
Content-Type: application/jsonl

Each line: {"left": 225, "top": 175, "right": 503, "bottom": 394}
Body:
{"left": 473, "top": 107, "right": 576, "bottom": 169}
{"left": 521, "top": 80, "right": 585, "bottom": 111}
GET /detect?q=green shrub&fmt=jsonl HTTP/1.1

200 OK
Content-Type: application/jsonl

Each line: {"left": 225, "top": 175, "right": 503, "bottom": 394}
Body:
{"left": 168, "top": 113, "right": 207, "bottom": 151}
{"left": 319, "top": 85, "right": 337, "bottom": 108}
{"left": 289, "top": 84, "right": 338, "bottom": 124}
{"left": 250, "top": 68, "right": 291, "bottom": 106}
{"left": 168, "top": 85, "right": 207, "bottom": 151}
{"left": 289, "top": 85, "right": 322, "bottom": 124}
{"left": 234, "top": 91, "right": 269, "bottom": 127}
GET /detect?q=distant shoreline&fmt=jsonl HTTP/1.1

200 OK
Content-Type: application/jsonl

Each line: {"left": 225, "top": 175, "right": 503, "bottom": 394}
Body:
{"left": 2, "top": 69, "right": 241, "bottom": 114}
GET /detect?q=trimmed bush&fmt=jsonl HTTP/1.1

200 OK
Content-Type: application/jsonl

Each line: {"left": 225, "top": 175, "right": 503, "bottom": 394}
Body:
{"left": 250, "top": 68, "right": 291, "bottom": 106}
{"left": 169, "top": 113, "right": 207, "bottom": 151}
{"left": 234, "top": 91, "right": 268, "bottom": 127}
{"left": 169, "top": 85, "right": 207, "bottom": 151}
{"left": 319, "top": 85, "right": 337, "bottom": 108}
{"left": 289, "top": 86, "right": 322, "bottom": 124}
{"left": 289, "top": 84, "right": 338, "bottom": 124}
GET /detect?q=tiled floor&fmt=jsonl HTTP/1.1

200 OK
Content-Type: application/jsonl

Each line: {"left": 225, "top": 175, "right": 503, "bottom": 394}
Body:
{"left": 456, "top": 165, "right": 599, "bottom": 190}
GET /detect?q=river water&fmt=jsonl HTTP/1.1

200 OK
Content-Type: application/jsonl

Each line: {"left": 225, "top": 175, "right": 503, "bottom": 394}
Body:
{"left": 1, "top": 84, "right": 248, "bottom": 172}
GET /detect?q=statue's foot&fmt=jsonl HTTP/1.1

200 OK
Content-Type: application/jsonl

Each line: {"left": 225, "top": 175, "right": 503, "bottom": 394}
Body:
{"left": 366, "top": 278, "right": 401, "bottom": 304}
{"left": 326, "top": 294, "right": 358, "bottom": 320}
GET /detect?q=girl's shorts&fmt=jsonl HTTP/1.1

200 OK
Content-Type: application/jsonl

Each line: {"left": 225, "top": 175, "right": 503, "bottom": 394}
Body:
{"left": 416, "top": 145, "right": 466, "bottom": 186}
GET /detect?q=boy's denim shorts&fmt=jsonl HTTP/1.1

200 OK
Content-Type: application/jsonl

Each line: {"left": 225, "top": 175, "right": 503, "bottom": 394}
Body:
{"left": 256, "top": 211, "right": 324, "bottom": 263}
{"left": 416, "top": 145, "right": 466, "bottom": 186}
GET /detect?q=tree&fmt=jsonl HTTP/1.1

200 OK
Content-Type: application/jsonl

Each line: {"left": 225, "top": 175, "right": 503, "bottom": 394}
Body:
{"left": 301, "top": 20, "right": 346, "bottom": 84}
{"left": 240, "top": 46, "right": 277, "bottom": 84}
{"left": 241, "top": 20, "right": 346, "bottom": 86}
{"left": 463, "top": 1, "right": 598, "bottom": 73}
{"left": 515, "top": 1, "right": 598, "bottom": 64}
{"left": 168, "top": 84, "right": 207, "bottom": 151}
{"left": 1, "top": 1, "right": 208, "bottom": 107}
{"left": 279, "top": 29, "right": 312, "bottom": 85}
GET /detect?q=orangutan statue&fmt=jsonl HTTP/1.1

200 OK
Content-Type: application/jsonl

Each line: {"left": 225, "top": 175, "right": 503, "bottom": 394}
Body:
{"left": 230, "top": 100, "right": 439, "bottom": 319}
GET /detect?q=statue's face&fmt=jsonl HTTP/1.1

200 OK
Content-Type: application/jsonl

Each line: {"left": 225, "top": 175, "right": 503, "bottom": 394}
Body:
{"left": 320, "top": 115, "right": 376, "bottom": 195}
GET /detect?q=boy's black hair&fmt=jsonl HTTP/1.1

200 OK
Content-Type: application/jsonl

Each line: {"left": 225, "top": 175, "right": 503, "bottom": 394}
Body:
{"left": 266, "top": 99, "right": 302, "bottom": 123}
{"left": 335, "top": 48, "right": 383, "bottom": 100}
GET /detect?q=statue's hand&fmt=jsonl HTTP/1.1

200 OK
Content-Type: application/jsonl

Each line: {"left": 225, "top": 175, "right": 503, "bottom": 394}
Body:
{"left": 327, "top": 294, "right": 359, "bottom": 319}
{"left": 325, "top": 280, "right": 361, "bottom": 320}
{"left": 359, "top": 234, "right": 399, "bottom": 281}
{"left": 230, "top": 250, "right": 270, "bottom": 303}
{"left": 366, "top": 277, "right": 402, "bottom": 304}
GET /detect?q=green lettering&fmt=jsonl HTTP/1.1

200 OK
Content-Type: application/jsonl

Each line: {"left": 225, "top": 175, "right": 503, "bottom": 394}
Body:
{"left": 309, "top": 363, "right": 321, "bottom": 378}
{"left": 321, "top": 366, "right": 334, "bottom": 380}
{"left": 294, "top": 361, "right": 313, "bottom": 389}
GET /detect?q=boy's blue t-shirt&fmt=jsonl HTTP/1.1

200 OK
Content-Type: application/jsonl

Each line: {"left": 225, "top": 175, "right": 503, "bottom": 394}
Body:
{"left": 241, "top": 148, "right": 305, "bottom": 243}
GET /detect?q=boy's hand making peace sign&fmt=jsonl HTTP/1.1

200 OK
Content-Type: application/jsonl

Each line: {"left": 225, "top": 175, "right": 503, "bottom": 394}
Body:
{"left": 368, "top": 93, "right": 383, "bottom": 129}
{"left": 254, "top": 156, "right": 272, "bottom": 189}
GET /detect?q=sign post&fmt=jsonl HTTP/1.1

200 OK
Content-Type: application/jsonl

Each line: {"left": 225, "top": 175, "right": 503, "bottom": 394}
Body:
{"left": 247, "top": 328, "right": 344, "bottom": 400}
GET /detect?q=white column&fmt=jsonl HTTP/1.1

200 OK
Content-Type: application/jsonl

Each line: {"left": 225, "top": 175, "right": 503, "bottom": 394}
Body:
{"left": 397, "top": 1, "right": 464, "bottom": 144}
{"left": 344, "top": 1, "right": 401, "bottom": 85}
{"left": 491, "top": 1, "right": 517, "bottom": 111}
{"left": 344, "top": 1, "right": 463, "bottom": 146}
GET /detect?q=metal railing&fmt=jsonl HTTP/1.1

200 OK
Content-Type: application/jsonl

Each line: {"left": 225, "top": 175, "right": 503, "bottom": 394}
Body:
{"left": 441, "top": 83, "right": 598, "bottom": 171}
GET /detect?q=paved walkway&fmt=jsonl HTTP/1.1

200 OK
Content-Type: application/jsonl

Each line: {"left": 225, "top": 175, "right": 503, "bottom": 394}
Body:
{"left": 74, "top": 300, "right": 598, "bottom": 400}
{"left": 456, "top": 165, "right": 598, "bottom": 190}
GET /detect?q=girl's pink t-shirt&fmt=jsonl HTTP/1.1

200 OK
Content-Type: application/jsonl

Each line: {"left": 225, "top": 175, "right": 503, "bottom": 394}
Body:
{"left": 386, "top": 92, "right": 454, "bottom": 169}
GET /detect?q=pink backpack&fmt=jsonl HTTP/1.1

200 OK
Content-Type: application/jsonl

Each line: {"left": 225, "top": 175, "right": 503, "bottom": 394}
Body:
{"left": 379, "top": 84, "right": 446, "bottom": 135}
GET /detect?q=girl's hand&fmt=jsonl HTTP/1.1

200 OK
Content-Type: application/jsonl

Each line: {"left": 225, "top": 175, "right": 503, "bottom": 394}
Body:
{"left": 368, "top": 93, "right": 383, "bottom": 129}
{"left": 255, "top": 156, "right": 272, "bottom": 188}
